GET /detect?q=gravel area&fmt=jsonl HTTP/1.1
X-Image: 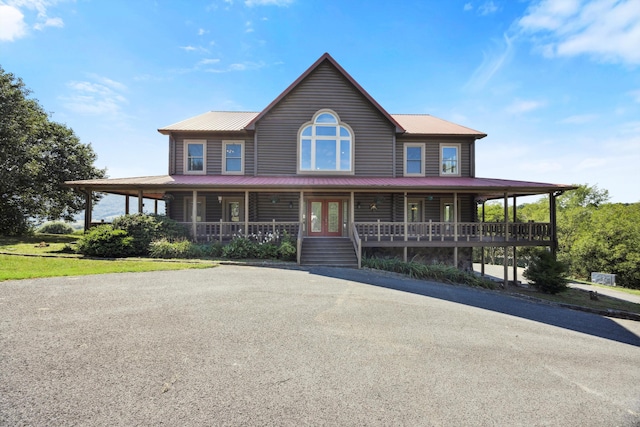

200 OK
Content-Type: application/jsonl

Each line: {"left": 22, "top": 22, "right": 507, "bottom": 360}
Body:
{"left": 1, "top": 265, "right": 639, "bottom": 426}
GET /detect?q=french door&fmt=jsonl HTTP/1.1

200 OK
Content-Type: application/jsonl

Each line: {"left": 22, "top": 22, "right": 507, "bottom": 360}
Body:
{"left": 308, "top": 200, "right": 342, "bottom": 237}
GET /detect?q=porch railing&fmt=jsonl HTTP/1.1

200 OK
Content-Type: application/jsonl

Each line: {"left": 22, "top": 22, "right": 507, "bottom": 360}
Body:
{"left": 354, "top": 220, "right": 551, "bottom": 243}
{"left": 351, "top": 223, "right": 362, "bottom": 269}
{"left": 180, "top": 220, "right": 301, "bottom": 242}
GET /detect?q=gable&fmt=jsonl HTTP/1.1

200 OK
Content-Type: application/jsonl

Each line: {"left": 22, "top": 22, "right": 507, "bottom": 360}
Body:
{"left": 255, "top": 60, "right": 396, "bottom": 176}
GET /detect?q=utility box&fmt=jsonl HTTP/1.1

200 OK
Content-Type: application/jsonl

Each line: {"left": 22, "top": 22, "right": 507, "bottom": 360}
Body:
{"left": 591, "top": 272, "right": 616, "bottom": 286}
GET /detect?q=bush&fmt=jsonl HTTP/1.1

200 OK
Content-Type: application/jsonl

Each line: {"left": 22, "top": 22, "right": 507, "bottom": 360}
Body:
{"left": 362, "top": 256, "right": 496, "bottom": 289}
{"left": 222, "top": 237, "right": 257, "bottom": 259}
{"left": 278, "top": 241, "right": 296, "bottom": 261}
{"left": 206, "top": 242, "right": 224, "bottom": 258}
{"left": 149, "top": 238, "right": 205, "bottom": 259}
{"left": 76, "top": 225, "right": 133, "bottom": 258}
{"left": 523, "top": 249, "right": 568, "bottom": 294}
{"left": 37, "top": 222, "right": 74, "bottom": 235}
{"left": 111, "top": 214, "right": 189, "bottom": 256}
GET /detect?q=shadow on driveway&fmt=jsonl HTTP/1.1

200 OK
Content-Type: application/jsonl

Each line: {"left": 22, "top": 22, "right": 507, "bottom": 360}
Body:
{"left": 304, "top": 266, "right": 640, "bottom": 347}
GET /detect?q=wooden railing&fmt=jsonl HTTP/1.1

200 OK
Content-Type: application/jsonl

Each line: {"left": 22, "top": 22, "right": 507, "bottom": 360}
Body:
{"left": 179, "top": 220, "right": 301, "bottom": 242}
{"left": 296, "top": 225, "right": 303, "bottom": 265}
{"left": 354, "top": 221, "right": 551, "bottom": 243}
{"left": 351, "top": 223, "right": 362, "bottom": 269}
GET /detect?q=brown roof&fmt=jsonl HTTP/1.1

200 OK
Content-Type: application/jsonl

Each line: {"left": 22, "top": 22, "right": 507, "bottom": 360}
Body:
{"left": 157, "top": 111, "right": 485, "bottom": 137}
{"left": 66, "top": 175, "right": 574, "bottom": 200}
{"left": 158, "top": 111, "right": 259, "bottom": 134}
{"left": 392, "top": 114, "right": 486, "bottom": 137}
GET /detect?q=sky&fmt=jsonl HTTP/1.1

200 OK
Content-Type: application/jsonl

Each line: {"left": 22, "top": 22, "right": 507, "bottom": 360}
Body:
{"left": 1, "top": 0, "right": 639, "bottom": 204}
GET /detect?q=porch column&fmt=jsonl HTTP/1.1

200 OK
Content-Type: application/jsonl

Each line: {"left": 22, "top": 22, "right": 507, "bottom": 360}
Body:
{"left": 503, "top": 192, "right": 509, "bottom": 287}
{"left": 481, "top": 201, "right": 485, "bottom": 277}
{"left": 125, "top": 195, "right": 130, "bottom": 215}
{"left": 550, "top": 192, "right": 558, "bottom": 258}
{"left": 192, "top": 190, "right": 197, "bottom": 240}
{"left": 84, "top": 189, "right": 92, "bottom": 232}
{"left": 154, "top": 199, "right": 158, "bottom": 215}
{"left": 349, "top": 191, "right": 354, "bottom": 238}
{"left": 138, "top": 190, "right": 144, "bottom": 213}
{"left": 403, "top": 192, "right": 408, "bottom": 263}
{"left": 513, "top": 195, "right": 517, "bottom": 285}
{"left": 244, "top": 191, "right": 249, "bottom": 237}
{"left": 453, "top": 192, "right": 458, "bottom": 269}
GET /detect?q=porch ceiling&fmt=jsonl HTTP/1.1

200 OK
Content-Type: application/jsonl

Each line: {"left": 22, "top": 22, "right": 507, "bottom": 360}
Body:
{"left": 65, "top": 175, "right": 576, "bottom": 199}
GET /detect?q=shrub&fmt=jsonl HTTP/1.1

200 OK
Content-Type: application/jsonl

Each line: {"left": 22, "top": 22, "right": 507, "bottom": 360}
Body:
{"left": 362, "top": 256, "right": 496, "bottom": 289}
{"left": 222, "top": 237, "right": 257, "bottom": 259}
{"left": 256, "top": 242, "right": 279, "bottom": 259}
{"left": 206, "top": 242, "right": 224, "bottom": 258}
{"left": 278, "top": 241, "right": 296, "bottom": 261}
{"left": 37, "top": 222, "right": 74, "bottom": 235}
{"left": 76, "top": 225, "right": 133, "bottom": 258}
{"left": 149, "top": 238, "right": 204, "bottom": 259}
{"left": 111, "top": 214, "right": 189, "bottom": 256}
{"left": 523, "top": 249, "right": 568, "bottom": 294}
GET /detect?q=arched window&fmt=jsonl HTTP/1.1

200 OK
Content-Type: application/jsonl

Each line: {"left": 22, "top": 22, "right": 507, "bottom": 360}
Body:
{"left": 299, "top": 110, "right": 353, "bottom": 173}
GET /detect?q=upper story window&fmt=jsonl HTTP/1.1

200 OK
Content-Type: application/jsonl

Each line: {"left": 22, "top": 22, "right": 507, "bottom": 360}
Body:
{"left": 223, "top": 141, "right": 244, "bottom": 175}
{"left": 299, "top": 110, "right": 353, "bottom": 174}
{"left": 185, "top": 140, "right": 206, "bottom": 174}
{"left": 440, "top": 144, "right": 460, "bottom": 176}
{"left": 404, "top": 143, "right": 425, "bottom": 176}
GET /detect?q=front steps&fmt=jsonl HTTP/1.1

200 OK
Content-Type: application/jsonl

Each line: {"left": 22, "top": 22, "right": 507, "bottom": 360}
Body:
{"left": 300, "top": 237, "right": 359, "bottom": 268}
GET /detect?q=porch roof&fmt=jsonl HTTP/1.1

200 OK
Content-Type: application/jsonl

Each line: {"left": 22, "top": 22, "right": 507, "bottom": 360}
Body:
{"left": 66, "top": 175, "right": 575, "bottom": 200}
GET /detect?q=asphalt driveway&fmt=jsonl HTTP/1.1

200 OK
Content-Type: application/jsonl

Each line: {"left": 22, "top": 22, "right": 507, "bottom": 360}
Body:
{"left": 1, "top": 265, "right": 639, "bottom": 426}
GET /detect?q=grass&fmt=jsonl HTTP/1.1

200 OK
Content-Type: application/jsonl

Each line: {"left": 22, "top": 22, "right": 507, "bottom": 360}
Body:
{"left": 0, "top": 254, "right": 216, "bottom": 281}
{"left": 571, "top": 279, "right": 640, "bottom": 297}
{"left": 0, "top": 234, "right": 216, "bottom": 281}
{"left": 510, "top": 286, "right": 640, "bottom": 315}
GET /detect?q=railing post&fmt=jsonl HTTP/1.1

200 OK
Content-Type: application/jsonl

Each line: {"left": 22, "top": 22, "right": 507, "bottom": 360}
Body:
{"left": 219, "top": 218, "right": 223, "bottom": 243}
{"left": 272, "top": 218, "right": 276, "bottom": 235}
{"left": 377, "top": 219, "right": 381, "bottom": 242}
{"left": 428, "top": 219, "right": 432, "bottom": 241}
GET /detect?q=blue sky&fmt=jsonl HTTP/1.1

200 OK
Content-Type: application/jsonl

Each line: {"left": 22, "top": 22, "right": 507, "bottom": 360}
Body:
{"left": 1, "top": 0, "right": 639, "bottom": 203}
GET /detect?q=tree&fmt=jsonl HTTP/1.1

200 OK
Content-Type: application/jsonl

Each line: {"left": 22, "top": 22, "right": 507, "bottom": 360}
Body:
{"left": 0, "top": 66, "right": 105, "bottom": 235}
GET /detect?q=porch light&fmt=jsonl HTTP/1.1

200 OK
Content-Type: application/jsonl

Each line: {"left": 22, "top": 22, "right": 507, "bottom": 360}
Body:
{"left": 271, "top": 196, "right": 279, "bottom": 204}
{"left": 289, "top": 201, "right": 293, "bottom": 209}
{"left": 217, "top": 196, "right": 222, "bottom": 203}
{"left": 357, "top": 202, "right": 361, "bottom": 209}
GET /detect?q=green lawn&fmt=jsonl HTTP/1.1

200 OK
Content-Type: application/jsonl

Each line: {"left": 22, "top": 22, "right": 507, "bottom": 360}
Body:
{"left": 0, "top": 254, "right": 216, "bottom": 281}
{"left": 510, "top": 286, "right": 640, "bottom": 315}
{"left": 0, "top": 234, "right": 216, "bottom": 281}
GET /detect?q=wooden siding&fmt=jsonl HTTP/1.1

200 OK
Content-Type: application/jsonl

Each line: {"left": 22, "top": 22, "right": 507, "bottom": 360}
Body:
{"left": 395, "top": 137, "right": 474, "bottom": 177}
{"left": 256, "top": 61, "right": 395, "bottom": 176}
{"left": 256, "top": 193, "right": 299, "bottom": 221}
{"left": 171, "top": 132, "right": 254, "bottom": 176}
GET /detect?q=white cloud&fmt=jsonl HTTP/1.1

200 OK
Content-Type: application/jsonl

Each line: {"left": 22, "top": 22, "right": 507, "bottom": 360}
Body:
{"left": 0, "top": 0, "right": 65, "bottom": 39}
{"left": 244, "top": 0, "right": 293, "bottom": 6}
{"left": 464, "top": 3, "right": 473, "bottom": 12}
{"left": 198, "top": 58, "right": 221, "bottom": 65}
{"left": 61, "top": 76, "right": 129, "bottom": 118}
{"left": 629, "top": 90, "right": 640, "bottom": 103}
{"left": 519, "top": 0, "right": 640, "bottom": 65}
{"left": 465, "top": 33, "right": 514, "bottom": 90}
{"left": 204, "top": 61, "right": 266, "bottom": 73}
{"left": 245, "top": 20, "right": 254, "bottom": 33}
{"left": 505, "top": 99, "right": 546, "bottom": 114}
{"left": 560, "top": 113, "right": 599, "bottom": 124}
{"left": 0, "top": 5, "right": 27, "bottom": 41}
{"left": 198, "top": 28, "right": 208, "bottom": 36}
{"left": 479, "top": 1, "right": 498, "bottom": 15}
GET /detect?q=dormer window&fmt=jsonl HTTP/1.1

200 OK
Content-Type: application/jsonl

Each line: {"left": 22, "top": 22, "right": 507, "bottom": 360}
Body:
{"left": 298, "top": 110, "right": 353, "bottom": 173}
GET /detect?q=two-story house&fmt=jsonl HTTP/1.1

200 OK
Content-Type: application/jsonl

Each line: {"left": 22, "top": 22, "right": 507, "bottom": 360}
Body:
{"left": 67, "top": 53, "right": 574, "bottom": 280}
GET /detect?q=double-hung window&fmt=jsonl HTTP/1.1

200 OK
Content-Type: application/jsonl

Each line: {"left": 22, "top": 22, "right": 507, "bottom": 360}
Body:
{"left": 404, "top": 143, "right": 425, "bottom": 176}
{"left": 223, "top": 141, "right": 244, "bottom": 175}
{"left": 184, "top": 140, "right": 206, "bottom": 174}
{"left": 299, "top": 110, "right": 353, "bottom": 173}
{"left": 440, "top": 144, "right": 460, "bottom": 176}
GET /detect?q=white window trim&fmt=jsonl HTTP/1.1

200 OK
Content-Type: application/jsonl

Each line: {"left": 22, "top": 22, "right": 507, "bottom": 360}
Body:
{"left": 439, "top": 143, "right": 461, "bottom": 176}
{"left": 407, "top": 198, "right": 424, "bottom": 222}
{"left": 297, "top": 109, "right": 355, "bottom": 175}
{"left": 222, "top": 140, "right": 245, "bottom": 175}
{"left": 403, "top": 143, "right": 425, "bottom": 176}
{"left": 184, "top": 196, "right": 206, "bottom": 222}
{"left": 184, "top": 139, "right": 207, "bottom": 175}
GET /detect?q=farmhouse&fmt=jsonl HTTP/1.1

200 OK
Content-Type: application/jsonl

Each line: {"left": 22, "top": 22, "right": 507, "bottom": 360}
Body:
{"left": 66, "top": 53, "right": 574, "bottom": 278}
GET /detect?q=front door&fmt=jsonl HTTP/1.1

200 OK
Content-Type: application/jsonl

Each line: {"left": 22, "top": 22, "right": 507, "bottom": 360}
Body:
{"left": 308, "top": 200, "right": 342, "bottom": 237}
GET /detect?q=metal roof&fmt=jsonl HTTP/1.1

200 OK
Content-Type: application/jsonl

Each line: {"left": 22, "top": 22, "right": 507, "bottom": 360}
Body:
{"left": 158, "top": 111, "right": 259, "bottom": 134}
{"left": 392, "top": 114, "right": 486, "bottom": 137}
{"left": 158, "top": 111, "right": 485, "bottom": 137}
{"left": 66, "top": 175, "right": 574, "bottom": 199}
